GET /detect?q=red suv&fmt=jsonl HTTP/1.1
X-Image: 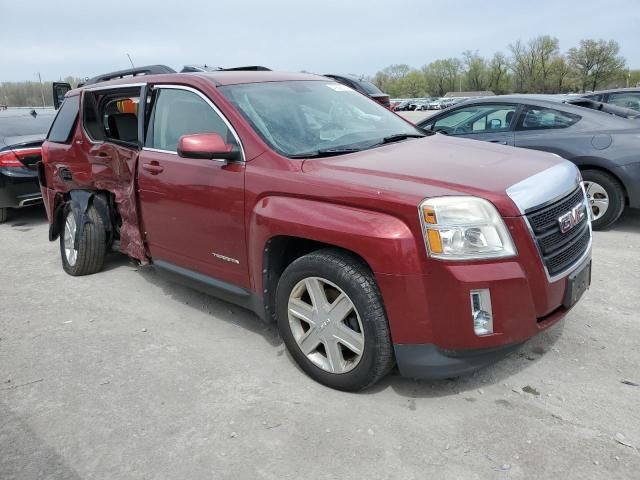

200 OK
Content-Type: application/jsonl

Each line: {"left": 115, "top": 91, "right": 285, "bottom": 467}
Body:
{"left": 40, "top": 67, "right": 592, "bottom": 391}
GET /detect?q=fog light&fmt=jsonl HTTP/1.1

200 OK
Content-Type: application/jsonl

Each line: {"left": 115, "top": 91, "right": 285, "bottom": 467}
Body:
{"left": 470, "top": 289, "right": 493, "bottom": 336}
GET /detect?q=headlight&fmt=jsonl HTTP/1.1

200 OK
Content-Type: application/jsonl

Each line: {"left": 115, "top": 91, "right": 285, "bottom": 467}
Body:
{"left": 419, "top": 196, "right": 517, "bottom": 260}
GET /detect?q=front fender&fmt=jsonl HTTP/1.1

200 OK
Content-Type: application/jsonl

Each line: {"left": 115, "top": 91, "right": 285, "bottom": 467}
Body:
{"left": 248, "top": 196, "right": 422, "bottom": 290}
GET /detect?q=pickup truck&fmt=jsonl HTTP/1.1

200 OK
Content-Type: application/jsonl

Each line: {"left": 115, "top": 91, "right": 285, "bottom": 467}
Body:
{"left": 39, "top": 67, "right": 592, "bottom": 391}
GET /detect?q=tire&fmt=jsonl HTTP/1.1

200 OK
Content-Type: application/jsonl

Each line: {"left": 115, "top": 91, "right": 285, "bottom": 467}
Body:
{"left": 275, "top": 248, "right": 394, "bottom": 391}
{"left": 582, "top": 169, "right": 625, "bottom": 230}
{"left": 0, "top": 207, "right": 7, "bottom": 223}
{"left": 60, "top": 202, "right": 106, "bottom": 276}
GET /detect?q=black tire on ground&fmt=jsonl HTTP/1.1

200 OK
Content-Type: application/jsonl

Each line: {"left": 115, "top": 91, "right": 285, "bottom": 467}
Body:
{"left": 582, "top": 169, "right": 626, "bottom": 230}
{"left": 275, "top": 248, "right": 395, "bottom": 391}
{"left": 60, "top": 202, "right": 107, "bottom": 276}
{"left": 0, "top": 207, "right": 7, "bottom": 223}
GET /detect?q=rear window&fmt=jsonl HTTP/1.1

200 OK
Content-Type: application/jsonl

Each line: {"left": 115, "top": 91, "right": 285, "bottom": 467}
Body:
{"left": 47, "top": 95, "right": 80, "bottom": 143}
{"left": 517, "top": 106, "right": 581, "bottom": 131}
{"left": 357, "top": 80, "right": 384, "bottom": 96}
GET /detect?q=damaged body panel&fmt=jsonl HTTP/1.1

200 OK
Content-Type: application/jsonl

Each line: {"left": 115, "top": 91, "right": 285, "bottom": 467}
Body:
{"left": 41, "top": 89, "right": 147, "bottom": 261}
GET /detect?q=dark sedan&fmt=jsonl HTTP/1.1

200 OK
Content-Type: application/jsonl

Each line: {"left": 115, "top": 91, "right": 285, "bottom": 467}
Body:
{"left": 581, "top": 88, "right": 640, "bottom": 112}
{"left": 323, "top": 74, "right": 391, "bottom": 108}
{"left": 417, "top": 95, "right": 640, "bottom": 229}
{"left": 0, "top": 108, "right": 55, "bottom": 222}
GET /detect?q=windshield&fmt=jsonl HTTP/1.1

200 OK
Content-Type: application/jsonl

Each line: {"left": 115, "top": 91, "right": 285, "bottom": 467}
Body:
{"left": 219, "top": 80, "right": 421, "bottom": 157}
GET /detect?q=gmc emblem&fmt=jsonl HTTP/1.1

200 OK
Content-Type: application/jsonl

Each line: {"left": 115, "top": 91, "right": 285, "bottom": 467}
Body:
{"left": 558, "top": 203, "right": 587, "bottom": 234}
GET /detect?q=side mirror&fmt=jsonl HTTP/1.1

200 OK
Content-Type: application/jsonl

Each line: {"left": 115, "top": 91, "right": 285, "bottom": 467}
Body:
{"left": 53, "top": 82, "right": 72, "bottom": 110}
{"left": 177, "top": 133, "right": 240, "bottom": 162}
{"left": 489, "top": 118, "right": 502, "bottom": 129}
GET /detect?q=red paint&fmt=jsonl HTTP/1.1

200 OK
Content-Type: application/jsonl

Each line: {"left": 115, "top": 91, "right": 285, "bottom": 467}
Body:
{"left": 177, "top": 132, "right": 233, "bottom": 158}
{"left": 41, "top": 72, "right": 583, "bottom": 353}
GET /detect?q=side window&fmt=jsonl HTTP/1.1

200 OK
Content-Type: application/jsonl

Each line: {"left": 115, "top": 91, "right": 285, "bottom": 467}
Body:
{"left": 83, "top": 89, "right": 141, "bottom": 144}
{"left": 517, "top": 106, "right": 581, "bottom": 131}
{"left": 607, "top": 92, "right": 640, "bottom": 111}
{"left": 47, "top": 95, "right": 80, "bottom": 143}
{"left": 147, "top": 88, "right": 235, "bottom": 152}
{"left": 433, "top": 109, "right": 477, "bottom": 129}
{"left": 434, "top": 104, "right": 517, "bottom": 134}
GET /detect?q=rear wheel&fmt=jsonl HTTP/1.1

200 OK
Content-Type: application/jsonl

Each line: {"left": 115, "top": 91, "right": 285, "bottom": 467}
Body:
{"left": 0, "top": 207, "right": 7, "bottom": 223}
{"left": 582, "top": 169, "right": 625, "bottom": 230}
{"left": 276, "top": 249, "right": 394, "bottom": 391}
{"left": 60, "top": 203, "right": 106, "bottom": 276}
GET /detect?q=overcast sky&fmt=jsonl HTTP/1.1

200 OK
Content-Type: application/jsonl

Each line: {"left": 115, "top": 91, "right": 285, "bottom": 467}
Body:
{"left": 1, "top": 0, "right": 638, "bottom": 82}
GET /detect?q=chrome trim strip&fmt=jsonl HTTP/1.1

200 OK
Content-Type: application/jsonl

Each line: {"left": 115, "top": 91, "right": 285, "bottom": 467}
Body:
{"left": 142, "top": 147, "right": 177, "bottom": 155}
{"left": 84, "top": 82, "right": 145, "bottom": 92}
{"left": 506, "top": 162, "right": 581, "bottom": 214}
{"left": 18, "top": 196, "right": 43, "bottom": 207}
{"left": 148, "top": 84, "right": 246, "bottom": 162}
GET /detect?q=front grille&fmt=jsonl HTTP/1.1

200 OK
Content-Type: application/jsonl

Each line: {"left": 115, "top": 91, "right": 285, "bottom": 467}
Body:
{"left": 527, "top": 187, "right": 585, "bottom": 232}
{"left": 526, "top": 187, "right": 591, "bottom": 277}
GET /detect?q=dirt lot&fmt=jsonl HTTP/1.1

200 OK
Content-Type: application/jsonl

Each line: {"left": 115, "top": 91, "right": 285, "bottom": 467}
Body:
{"left": 1, "top": 205, "right": 639, "bottom": 480}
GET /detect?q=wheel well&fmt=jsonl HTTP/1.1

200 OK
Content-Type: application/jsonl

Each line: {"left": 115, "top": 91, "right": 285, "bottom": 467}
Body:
{"left": 52, "top": 190, "right": 120, "bottom": 243}
{"left": 262, "top": 236, "right": 371, "bottom": 322}
{"left": 579, "top": 165, "right": 629, "bottom": 205}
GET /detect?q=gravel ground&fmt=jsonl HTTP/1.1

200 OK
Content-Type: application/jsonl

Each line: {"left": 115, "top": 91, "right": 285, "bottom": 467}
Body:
{"left": 1, "top": 205, "right": 639, "bottom": 480}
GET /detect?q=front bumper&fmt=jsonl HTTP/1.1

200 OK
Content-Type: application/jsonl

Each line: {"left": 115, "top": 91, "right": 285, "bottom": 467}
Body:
{"left": 394, "top": 342, "right": 523, "bottom": 380}
{"left": 0, "top": 168, "right": 42, "bottom": 208}
{"left": 375, "top": 216, "right": 591, "bottom": 379}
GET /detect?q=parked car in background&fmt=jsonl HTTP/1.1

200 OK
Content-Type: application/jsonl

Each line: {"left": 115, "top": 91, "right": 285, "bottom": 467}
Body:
{"left": 414, "top": 98, "right": 435, "bottom": 111}
{"left": 418, "top": 95, "right": 640, "bottom": 229}
{"left": 440, "top": 97, "right": 468, "bottom": 109}
{"left": 323, "top": 74, "right": 391, "bottom": 108}
{"left": 41, "top": 68, "right": 591, "bottom": 391}
{"left": 0, "top": 108, "right": 55, "bottom": 222}
{"left": 427, "top": 98, "right": 444, "bottom": 110}
{"left": 581, "top": 88, "right": 640, "bottom": 112}
{"left": 393, "top": 100, "right": 412, "bottom": 111}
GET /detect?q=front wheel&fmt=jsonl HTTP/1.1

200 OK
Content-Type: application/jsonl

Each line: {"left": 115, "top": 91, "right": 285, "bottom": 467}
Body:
{"left": 582, "top": 170, "right": 625, "bottom": 230}
{"left": 275, "top": 249, "right": 394, "bottom": 391}
{"left": 60, "top": 203, "right": 107, "bottom": 276}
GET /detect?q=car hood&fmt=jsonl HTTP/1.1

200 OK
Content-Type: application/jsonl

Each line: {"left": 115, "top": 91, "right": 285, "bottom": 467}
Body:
{"left": 301, "top": 134, "right": 572, "bottom": 217}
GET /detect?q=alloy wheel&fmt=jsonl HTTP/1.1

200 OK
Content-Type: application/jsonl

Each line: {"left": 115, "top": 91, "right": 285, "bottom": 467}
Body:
{"left": 584, "top": 181, "right": 610, "bottom": 222}
{"left": 287, "top": 277, "right": 365, "bottom": 374}
{"left": 63, "top": 212, "right": 78, "bottom": 266}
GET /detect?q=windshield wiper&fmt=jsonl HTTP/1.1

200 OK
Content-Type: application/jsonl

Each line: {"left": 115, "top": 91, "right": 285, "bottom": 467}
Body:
{"left": 288, "top": 147, "right": 364, "bottom": 159}
{"left": 379, "top": 133, "right": 427, "bottom": 144}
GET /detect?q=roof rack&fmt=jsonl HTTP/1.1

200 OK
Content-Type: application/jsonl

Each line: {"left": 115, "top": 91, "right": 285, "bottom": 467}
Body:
{"left": 81, "top": 65, "right": 177, "bottom": 86}
{"left": 180, "top": 65, "right": 271, "bottom": 73}
{"left": 80, "top": 64, "right": 272, "bottom": 87}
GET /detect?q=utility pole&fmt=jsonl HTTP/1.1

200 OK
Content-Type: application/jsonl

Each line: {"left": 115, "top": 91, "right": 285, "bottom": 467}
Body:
{"left": 127, "top": 53, "right": 135, "bottom": 68}
{"left": 37, "top": 72, "right": 46, "bottom": 108}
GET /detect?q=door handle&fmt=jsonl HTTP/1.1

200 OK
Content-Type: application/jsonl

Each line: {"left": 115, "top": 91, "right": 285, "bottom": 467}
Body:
{"left": 489, "top": 140, "right": 508, "bottom": 145}
{"left": 142, "top": 162, "right": 164, "bottom": 174}
{"left": 91, "top": 152, "right": 112, "bottom": 161}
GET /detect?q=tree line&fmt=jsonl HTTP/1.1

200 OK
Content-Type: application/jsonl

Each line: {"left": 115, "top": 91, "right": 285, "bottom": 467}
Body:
{"left": 1, "top": 38, "right": 637, "bottom": 106}
{"left": 0, "top": 77, "right": 83, "bottom": 108}
{"left": 372, "top": 37, "right": 638, "bottom": 98}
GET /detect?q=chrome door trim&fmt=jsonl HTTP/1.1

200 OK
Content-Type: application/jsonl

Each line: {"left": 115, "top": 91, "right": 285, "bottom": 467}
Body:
{"left": 147, "top": 84, "right": 246, "bottom": 162}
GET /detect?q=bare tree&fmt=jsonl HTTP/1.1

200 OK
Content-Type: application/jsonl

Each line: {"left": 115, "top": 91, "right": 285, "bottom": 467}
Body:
{"left": 531, "top": 36, "right": 559, "bottom": 92}
{"left": 487, "top": 52, "right": 510, "bottom": 94}
{"left": 567, "top": 40, "right": 626, "bottom": 92}
{"left": 462, "top": 50, "right": 487, "bottom": 91}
